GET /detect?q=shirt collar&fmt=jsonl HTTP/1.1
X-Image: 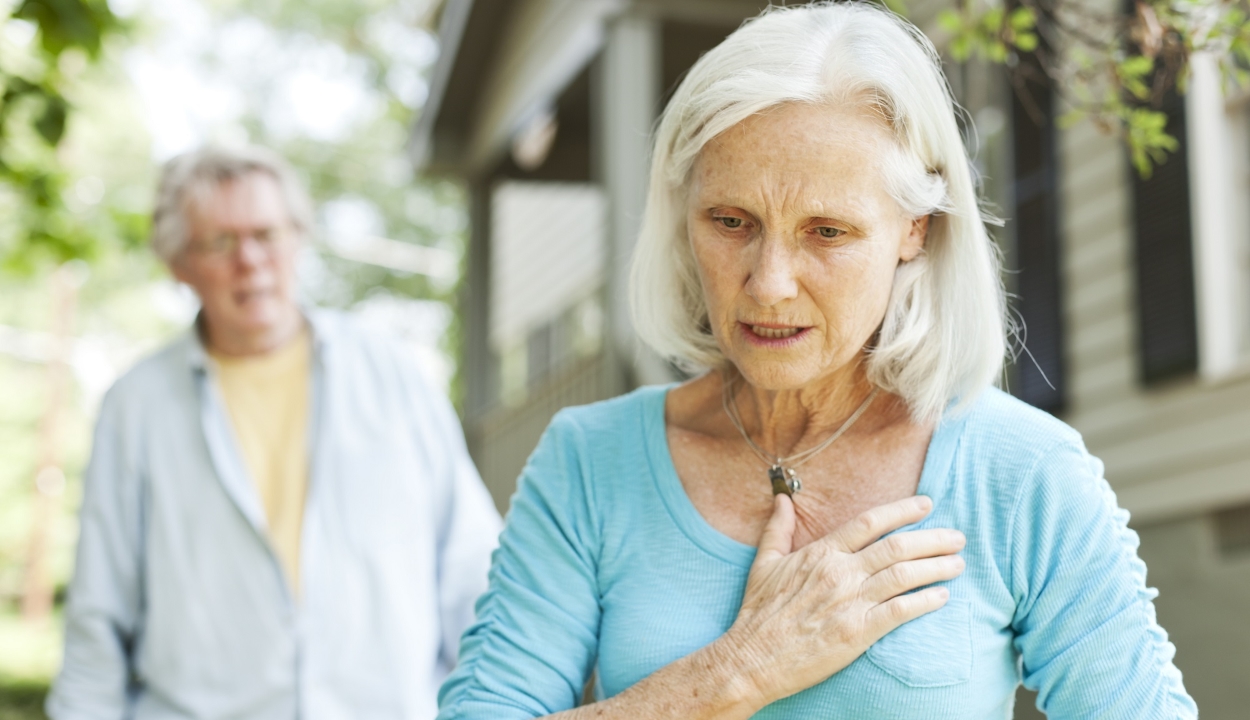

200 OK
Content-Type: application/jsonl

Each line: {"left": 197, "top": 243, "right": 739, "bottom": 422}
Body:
{"left": 184, "top": 305, "right": 331, "bottom": 373}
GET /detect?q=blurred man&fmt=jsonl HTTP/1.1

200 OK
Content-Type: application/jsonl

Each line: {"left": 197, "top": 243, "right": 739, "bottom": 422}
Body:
{"left": 47, "top": 145, "right": 501, "bottom": 719}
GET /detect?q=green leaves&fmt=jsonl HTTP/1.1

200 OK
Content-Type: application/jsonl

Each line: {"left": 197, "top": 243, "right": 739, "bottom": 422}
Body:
{"left": 1117, "top": 55, "right": 1156, "bottom": 101}
{"left": 12, "top": 0, "right": 122, "bottom": 58}
{"left": 33, "top": 92, "right": 66, "bottom": 144}
{"left": 937, "top": 5, "right": 1037, "bottom": 63}
{"left": 1, "top": 77, "right": 68, "bottom": 141}
{"left": 927, "top": 0, "right": 1250, "bottom": 178}
{"left": 1124, "top": 107, "right": 1179, "bottom": 178}
{"left": 1, "top": 0, "right": 129, "bottom": 273}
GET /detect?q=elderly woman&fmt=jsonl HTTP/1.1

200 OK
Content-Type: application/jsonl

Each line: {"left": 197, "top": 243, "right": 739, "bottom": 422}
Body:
{"left": 438, "top": 3, "right": 1195, "bottom": 719}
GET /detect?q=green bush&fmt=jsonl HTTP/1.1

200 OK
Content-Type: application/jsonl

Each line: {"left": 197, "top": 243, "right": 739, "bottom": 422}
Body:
{"left": 0, "top": 679, "right": 48, "bottom": 720}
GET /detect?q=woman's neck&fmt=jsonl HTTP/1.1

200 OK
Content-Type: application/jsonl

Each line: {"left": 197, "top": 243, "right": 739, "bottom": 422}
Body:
{"left": 726, "top": 362, "right": 884, "bottom": 459}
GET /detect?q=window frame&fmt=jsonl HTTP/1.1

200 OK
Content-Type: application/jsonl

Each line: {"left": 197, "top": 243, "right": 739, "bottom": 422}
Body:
{"left": 1186, "top": 52, "right": 1250, "bottom": 381}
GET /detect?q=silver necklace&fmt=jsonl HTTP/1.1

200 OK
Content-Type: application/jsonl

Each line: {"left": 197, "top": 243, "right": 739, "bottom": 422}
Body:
{"left": 721, "top": 375, "right": 880, "bottom": 497}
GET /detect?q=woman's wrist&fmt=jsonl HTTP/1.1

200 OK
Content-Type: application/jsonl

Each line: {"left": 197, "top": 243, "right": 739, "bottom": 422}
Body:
{"left": 563, "top": 636, "right": 768, "bottom": 720}
{"left": 696, "top": 630, "right": 775, "bottom": 716}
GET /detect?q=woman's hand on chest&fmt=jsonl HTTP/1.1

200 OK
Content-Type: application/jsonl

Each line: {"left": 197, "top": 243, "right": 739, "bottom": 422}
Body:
{"left": 718, "top": 493, "right": 967, "bottom": 709}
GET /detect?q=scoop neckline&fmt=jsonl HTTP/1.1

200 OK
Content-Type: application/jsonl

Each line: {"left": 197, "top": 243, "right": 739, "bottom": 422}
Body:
{"left": 640, "top": 383, "right": 969, "bottom": 568}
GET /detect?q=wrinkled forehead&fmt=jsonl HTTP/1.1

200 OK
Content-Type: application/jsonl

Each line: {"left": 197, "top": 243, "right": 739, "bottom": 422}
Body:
{"left": 184, "top": 170, "right": 292, "bottom": 235}
{"left": 688, "top": 101, "right": 900, "bottom": 208}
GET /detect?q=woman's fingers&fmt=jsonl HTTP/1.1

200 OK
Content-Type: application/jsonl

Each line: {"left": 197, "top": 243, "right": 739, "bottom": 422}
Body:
{"left": 863, "top": 586, "right": 951, "bottom": 641}
{"left": 860, "top": 555, "right": 965, "bottom": 604}
{"left": 752, "top": 494, "right": 796, "bottom": 566}
{"left": 857, "top": 528, "right": 966, "bottom": 575}
{"left": 824, "top": 495, "right": 933, "bottom": 554}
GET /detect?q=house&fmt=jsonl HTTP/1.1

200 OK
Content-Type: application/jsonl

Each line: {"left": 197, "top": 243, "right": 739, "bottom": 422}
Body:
{"left": 412, "top": 0, "right": 1250, "bottom": 715}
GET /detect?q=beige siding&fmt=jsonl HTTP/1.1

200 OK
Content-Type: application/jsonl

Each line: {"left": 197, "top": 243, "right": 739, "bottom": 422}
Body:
{"left": 1058, "top": 111, "right": 1250, "bottom": 525}
{"left": 1135, "top": 516, "right": 1250, "bottom": 718}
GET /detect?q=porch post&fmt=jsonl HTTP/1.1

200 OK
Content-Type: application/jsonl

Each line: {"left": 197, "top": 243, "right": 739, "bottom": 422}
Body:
{"left": 596, "top": 11, "right": 675, "bottom": 387}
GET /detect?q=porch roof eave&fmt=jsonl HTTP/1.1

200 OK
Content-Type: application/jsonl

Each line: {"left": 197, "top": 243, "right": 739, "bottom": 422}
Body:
{"left": 412, "top": 0, "right": 630, "bottom": 181}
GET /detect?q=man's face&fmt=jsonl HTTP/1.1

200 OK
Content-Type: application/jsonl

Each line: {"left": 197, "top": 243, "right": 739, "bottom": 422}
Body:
{"left": 171, "top": 172, "right": 302, "bottom": 350}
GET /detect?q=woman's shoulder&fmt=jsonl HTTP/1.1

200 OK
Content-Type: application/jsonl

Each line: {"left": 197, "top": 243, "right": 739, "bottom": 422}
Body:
{"left": 955, "top": 385, "right": 1086, "bottom": 464}
{"left": 547, "top": 383, "right": 669, "bottom": 443}
{"left": 516, "top": 385, "right": 670, "bottom": 530}
{"left": 524, "top": 384, "right": 669, "bottom": 495}
{"left": 949, "top": 387, "right": 1110, "bottom": 529}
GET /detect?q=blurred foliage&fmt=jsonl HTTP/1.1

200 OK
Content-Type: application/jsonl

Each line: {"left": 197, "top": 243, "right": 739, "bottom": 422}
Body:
{"left": 936, "top": 0, "right": 1250, "bottom": 177}
{"left": 0, "top": 677, "right": 48, "bottom": 720}
{"left": 0, "top": 0, "right": 147, "bottom": 272}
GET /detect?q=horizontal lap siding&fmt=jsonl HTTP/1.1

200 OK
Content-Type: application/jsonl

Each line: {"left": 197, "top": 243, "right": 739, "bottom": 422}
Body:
{"left": 1058, "top": 111, "right": 1250, "bottom": 523}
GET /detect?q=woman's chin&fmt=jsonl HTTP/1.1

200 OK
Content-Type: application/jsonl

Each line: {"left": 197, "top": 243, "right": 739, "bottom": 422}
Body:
{"left": 730, "top": 358, "right": 825, "bottom": 392}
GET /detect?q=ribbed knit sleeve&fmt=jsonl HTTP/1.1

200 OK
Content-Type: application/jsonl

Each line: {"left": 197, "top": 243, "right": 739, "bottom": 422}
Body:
{"left": 437, "top": 410, "right": 601, "bottom": 719}
{"left": 1009, "top": 437, "right": 1197, "bottom": 719}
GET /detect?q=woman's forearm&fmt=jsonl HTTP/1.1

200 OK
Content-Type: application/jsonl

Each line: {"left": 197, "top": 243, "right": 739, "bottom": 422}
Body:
{"left": 548, "top": 638, "right": 766, "bottom": 720}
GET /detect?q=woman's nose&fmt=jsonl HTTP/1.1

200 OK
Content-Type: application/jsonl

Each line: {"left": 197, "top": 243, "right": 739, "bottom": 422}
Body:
{"left": 744, "top": 237, "right": 799, "bottom": 307}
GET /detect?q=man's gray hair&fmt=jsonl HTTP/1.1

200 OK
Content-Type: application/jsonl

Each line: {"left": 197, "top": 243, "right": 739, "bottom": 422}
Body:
{"left": 629, "top": 1, "right": 1007, "bottom": 423}
{"left": 151, "top": 144, "right": 315, "bottom": 262}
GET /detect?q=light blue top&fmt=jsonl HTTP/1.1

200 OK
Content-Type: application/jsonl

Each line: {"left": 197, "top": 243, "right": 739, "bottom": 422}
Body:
{"left": 48, "top": 310, "right": 502, "bottom": 720}
{"left": 438, "top": 384, "right": 1196, "bottom": 719}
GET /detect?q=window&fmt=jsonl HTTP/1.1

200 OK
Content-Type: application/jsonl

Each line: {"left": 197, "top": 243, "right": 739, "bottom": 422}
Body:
{"left": 1129, "top": 76, "right": 1199, "bottom": 385}
{"left": 1009, "top": 47, "right": 1066, "bottom": 413}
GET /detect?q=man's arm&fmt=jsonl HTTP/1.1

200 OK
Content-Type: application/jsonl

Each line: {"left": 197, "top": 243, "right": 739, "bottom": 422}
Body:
{"left": 46, "top": 390, "right": 144, "bottom": 720}
{"left": 436, "top": 438, "right": 503, "bottom": 668}
{"left": 414, "top": 370, "right": 502, "bottom": 669}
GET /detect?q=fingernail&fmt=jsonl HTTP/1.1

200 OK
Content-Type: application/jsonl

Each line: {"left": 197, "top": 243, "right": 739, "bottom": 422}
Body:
{"left": 937, "top": 587, "right": 950, "bottom": 599}
{"left": 915, "top": 495, "right": 932, "bottom": 510}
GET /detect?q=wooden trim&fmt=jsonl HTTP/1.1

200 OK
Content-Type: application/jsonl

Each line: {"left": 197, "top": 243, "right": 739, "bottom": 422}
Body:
{"left": 1187, "top": 53, "right": 1250, "bottom": 379}
{"left": 409, "top": 0, "right": 476, "bottom": 170}
{"left": 465, "top": 0, "right": 623, "bottom": 174}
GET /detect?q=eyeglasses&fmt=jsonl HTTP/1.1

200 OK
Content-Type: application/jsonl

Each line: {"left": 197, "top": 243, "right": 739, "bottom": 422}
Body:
{"left": 186, "top": 225, "right": 295, "bottom": 259}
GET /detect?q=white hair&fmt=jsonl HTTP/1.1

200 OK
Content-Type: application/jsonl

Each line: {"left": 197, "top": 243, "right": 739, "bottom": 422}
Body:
{"left": 629, "top": 1, "right": 1006, "bottom": 422}
{"left": 151, "top": 144, "right": 314, "bottom": 263}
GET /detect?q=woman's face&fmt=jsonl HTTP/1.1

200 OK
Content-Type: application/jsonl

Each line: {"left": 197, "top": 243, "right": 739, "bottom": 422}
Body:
{"left": 686, "top": 102, "right": 928, "bottom": 391}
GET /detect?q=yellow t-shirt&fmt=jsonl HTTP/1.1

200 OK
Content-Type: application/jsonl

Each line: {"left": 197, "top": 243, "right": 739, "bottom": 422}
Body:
{"left": 210, "top": 327, "right": 311, "bottom": 597}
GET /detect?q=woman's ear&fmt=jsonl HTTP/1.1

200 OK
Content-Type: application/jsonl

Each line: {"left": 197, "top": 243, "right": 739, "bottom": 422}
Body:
{"left": 899, "top": 214, "right": 929, "bottom": 262}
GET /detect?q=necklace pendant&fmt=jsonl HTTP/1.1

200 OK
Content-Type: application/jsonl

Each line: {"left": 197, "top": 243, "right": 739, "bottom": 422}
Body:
{"left": 768, "top": 465, "right": 793, "bottom": 497}
{"left": 769, "top": 465, "right": 801, "bottom": 496}
{"left": 785, "top": 467, "right": 802, "bottom": 494}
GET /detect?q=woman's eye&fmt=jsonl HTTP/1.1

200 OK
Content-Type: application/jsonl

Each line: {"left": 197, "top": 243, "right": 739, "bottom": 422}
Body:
{"left": 815, "top": 226, "right": 844, "bottom": 239}
{"left": 715, "top": 216, "right": 744, "bottom": 229}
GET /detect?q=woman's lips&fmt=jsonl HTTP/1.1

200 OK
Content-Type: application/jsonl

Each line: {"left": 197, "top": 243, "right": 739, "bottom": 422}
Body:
{"left": 740, "top": 322, "right": 812, "bottom": 346}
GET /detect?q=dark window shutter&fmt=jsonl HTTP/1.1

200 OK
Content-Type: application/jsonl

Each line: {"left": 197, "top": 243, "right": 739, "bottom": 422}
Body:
{"left": 1130, "top": 88, "right": 1199, "bottom": 384}
{"left": 1011, "top": 54, "right": 1066, "bottom": 414}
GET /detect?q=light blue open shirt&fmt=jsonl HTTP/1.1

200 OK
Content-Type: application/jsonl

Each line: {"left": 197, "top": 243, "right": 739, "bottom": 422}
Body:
{"left": 48, "top": 309, "right": 502, "bottom": 720}
{"left": 438, "top": 385, "right": 1197, "bottom": 719}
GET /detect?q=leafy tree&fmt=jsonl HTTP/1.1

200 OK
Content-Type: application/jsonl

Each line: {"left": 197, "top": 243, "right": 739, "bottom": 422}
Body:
{"left": 0, "top": 0, "right": 145, "bottom": 272}
{"left": 932, "top": 0, "right": 1250, "bottom": 176}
